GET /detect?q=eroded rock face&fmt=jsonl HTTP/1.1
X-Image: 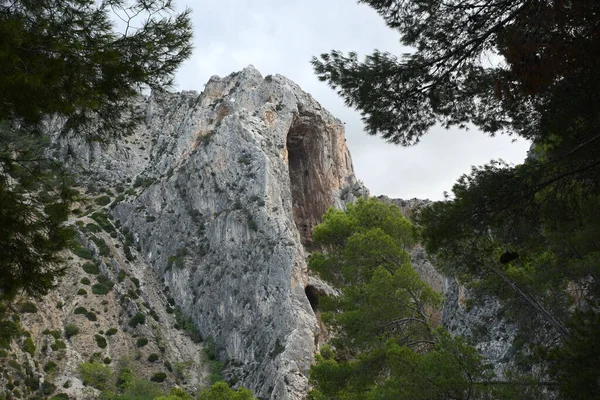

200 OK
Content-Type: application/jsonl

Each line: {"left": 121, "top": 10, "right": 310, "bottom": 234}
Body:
{"left": 52, "top": 66, "right": 363, "bottom": 399}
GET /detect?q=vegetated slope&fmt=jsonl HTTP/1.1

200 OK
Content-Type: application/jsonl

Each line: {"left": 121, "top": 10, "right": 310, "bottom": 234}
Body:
{"left": 0, "top": 192, "right": 209, "bottom": 399}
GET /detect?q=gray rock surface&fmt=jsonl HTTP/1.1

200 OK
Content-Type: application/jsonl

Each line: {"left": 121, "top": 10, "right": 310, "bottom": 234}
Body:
{"left": 50, "top": 66, "right": 364, "bottom": 399}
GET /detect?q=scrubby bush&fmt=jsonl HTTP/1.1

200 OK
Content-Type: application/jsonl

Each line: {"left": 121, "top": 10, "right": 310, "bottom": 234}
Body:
{"left": 43, "top": 329, "right": 61, "bottom": 339}
{"left": 78, "top": 362, "right": 111, "bottom": 390}
{"left": 150, "top": 372, "right": 167, "bottom": 383}
{"left": 105, "top": 328, "right": 118, "bottom": 336}
{"left": 94, "top": 195, "right": 111, "bottom": 206}
{"left": 91, "top": 283, "right": 111, "bottom": 295}
{"left": 91, "top": 236, "right": 110, "bottom": 256}
{"left": 82, "top": 262, "right": 99, "bottom": 274}
{"left": 25, "top": 376, "right": 39, "bottom": 390}
{"left": 74, "top": 306, "right": 88, "bottom": 315}
{"left": 18, "top": 301, "right": 38, "bottom": 313}
{"left": 73, "top": 246, "right": 93, "bottom": 260}
{"left": 44, "top": 361, "right": 58, "bottom": 373}
{"left": 80, "top": 277, "right": 91, "bottom": 285}
{"left": 85, "top": 223, "right": 102, "bottom": 233}
{"left": 51, "top": 340, "right": 67, "bottom": 351}
{"left": 198, "top": 382, "right": 257, "bottom": 400}
{"left": 77, "top": 288, "right": 88, "bottom": 295}
{"left": 64, "top": 324, "right": 79, "bottom": 339}
{"left": 94, "top": 335, "right": 107, "bottom": 349}
{"left": 148, "top": 353, "right": 159, "bottom": 362}
{"left": 90, "top": 211, "right": 116, "bottom": 234}
{"left": 128, "top": 312, "right": 146, "bottom": 328}
{"left": 23, "top": 337, "right": 35, "bottom": 355}
{"left": 86, "top": 311, "right": 97, "bottom": 321}
{"left": 103, "top": 357, "right": 112, "bottom": 365}
{"left": 136, "top": 338, "right": 148, "bottom": 348}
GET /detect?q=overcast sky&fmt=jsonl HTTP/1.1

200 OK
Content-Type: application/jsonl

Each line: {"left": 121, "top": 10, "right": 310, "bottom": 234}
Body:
{"left": 172, "top": 0, "right": 530, "bottom": 201}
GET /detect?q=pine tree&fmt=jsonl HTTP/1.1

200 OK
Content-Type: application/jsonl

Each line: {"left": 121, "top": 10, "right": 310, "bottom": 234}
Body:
{"left": 308, "top": 199, "right": 499, "bottom": 399}
{"left": 0, "top": 0, "right": 192, "bottom": 346}
{"left": 312, "top": 1, "right": 600, "bottom": 397}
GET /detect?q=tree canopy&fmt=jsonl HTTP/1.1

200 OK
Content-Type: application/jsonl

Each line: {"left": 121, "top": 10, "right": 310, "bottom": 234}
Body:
{"left": 308, "top": 199, "right": 501, "bottom": 399}
{"left": 0, "top": 0, "right": 192, "bottom": 346}
{"left": 312, "top": 0, "right": 600, "bottom": 146}
{"left": 312, "top": 1, "right": 600, "bottom": 398}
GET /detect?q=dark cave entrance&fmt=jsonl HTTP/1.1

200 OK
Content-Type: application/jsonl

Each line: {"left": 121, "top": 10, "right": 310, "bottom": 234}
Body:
{"left": 286, "top": 113, "right": 330, "bottom": 247}
{"left": 305, "top": 285, "right": 319, "bottom": 312}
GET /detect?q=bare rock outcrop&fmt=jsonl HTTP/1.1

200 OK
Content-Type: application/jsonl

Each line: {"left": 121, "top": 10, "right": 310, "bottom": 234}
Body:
{"left": 50, "top": 66, "right": 364, "bottom": 399}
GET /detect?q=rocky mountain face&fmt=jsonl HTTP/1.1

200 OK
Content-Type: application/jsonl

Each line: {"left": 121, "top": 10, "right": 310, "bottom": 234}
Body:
{"left": 42, "top": 66, "right": 366, "bottom": 400}
{"left": 0, "top": 67, "right": 513, "bottom": 400}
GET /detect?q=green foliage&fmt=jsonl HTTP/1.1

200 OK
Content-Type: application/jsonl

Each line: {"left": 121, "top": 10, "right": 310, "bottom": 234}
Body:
{"left": 82, "top": 262, "right": 100, "bottom": 274}
{"left": 136, "top": 338, "right": 148, "bottom": 348}
{"left": 148, "top": 353, "right": 159, "bottom": 362}
{"left": 23, "top": 337, "right": 35, "bottom": 355}
{"left": 310, "top": 331, "right": 495, "bottom": 400}
{"left": 0, "top": 130, "right": 74, "bottom": 338}
{"left": 51, "top": 339, "right": 67, "bottom": 351}
{"left": 78, "top": 362, "right": 111, "bottom": 391}
{"left": 17, "top": 301, "right": 38, "bottom": 313}
{"left": 92, "top": 236, "right": 111, "bottom": 257}
{"left": 94, "top": 334, "right": 107, "bottom": 349}
{"left": 312, "top": 1, "right": 600, "bottom": 145}
{"left": 77, "top": 288, "right": 88, "bottom": 296}
{"left": 80, "top": 277, "right": 91, "bottom": 285}
{"left": 150, "top": 372, "right": 167, "bottom": 383}
{"left": 133, "top": 176, "right": 156, "bottom": 188}
{"left": 86, "top": 311, "right": 97, "bottom": 321}
{"left": 43, "top": 329, "right": 61, "bottom": 339}
{"left": 64, "top": 324, "right": 80, "bottom": 339}
{"left": 73, "top": 246, "right": 94, "bottom": 260}
{"left": 130, "top": 277, "right": 140, "bottom": 289}
{"left": 44, "top": 361, "right": 58, "bottom": 373}
{"left": 90, "top": 212, "right": 116, "bottom": 234}
{"left": 128, "top": 312, "right": 146, "bottom": 328}
{"left": 313, "top": 1, "right": 600, "bottom": 396}
{"left": 95, "top": 196, "right": 112, "bottom": 206}
{"left": 173, "top": 307, "right": 202, "bottom": 343}
{"left": 86, "top": 223, "right": 102, "bottom": 233}
{"left": 115, "top": 376, "right": 165, "bottom": 399}
{"left": 308, "top": 198, "right": 494, "bottom": 397}
{"left": 105, "top": 328, "right": 118, "bottom": 336}
{"left": 74, "top": 306, "right": 88, "bottom": 315}
{"left": 0, "top": 0, "right": 192, "bottom": 129}
{"left": 420, "top": 158, "right": 600, "bottom": 395}
{"left": 154, "top": 387, "right": 194, "bottom": 400}
{"left": 197, "top": 382, "right": 257, "bottom": 400}
{"left": 92, "top": 282, "right": 113, "bottom": 295}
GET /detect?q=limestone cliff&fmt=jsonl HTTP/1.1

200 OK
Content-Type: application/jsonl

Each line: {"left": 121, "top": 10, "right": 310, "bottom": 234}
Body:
{"left": 47, "top": 66, "right": 366, "bottom": 399}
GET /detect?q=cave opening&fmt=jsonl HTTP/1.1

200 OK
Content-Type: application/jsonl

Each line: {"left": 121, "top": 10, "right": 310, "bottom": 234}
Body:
{"left": 286, "top": 113, "right": 330, "bottom": 247}
{"left": 305, "top": 285, "right": 319, "bottom": 312}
